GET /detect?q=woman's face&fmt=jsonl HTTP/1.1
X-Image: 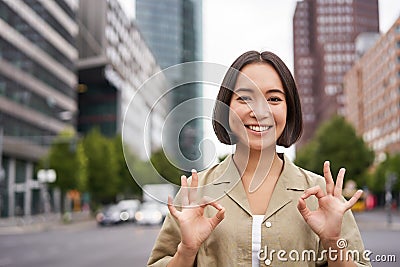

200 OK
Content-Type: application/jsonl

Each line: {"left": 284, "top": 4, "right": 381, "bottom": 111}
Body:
{"left": 228, "top": 63, "right": 287, "bottom": 151}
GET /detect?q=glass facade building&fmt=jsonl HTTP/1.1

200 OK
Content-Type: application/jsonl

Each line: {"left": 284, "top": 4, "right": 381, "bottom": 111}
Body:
{"left": 136, "top": 0, "right": 204, "bottom": 171}
{"left": 0, "top": 0, "right": 79, "bottom": 217}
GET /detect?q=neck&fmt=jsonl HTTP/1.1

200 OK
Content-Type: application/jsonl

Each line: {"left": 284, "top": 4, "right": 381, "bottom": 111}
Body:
{"left": 233, "top": 143, "right": 282, "bottom": 192}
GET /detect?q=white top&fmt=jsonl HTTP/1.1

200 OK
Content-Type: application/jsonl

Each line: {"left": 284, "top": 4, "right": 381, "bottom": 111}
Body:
{"left": 252, "top": 215, "right": 264, "bottom": 267}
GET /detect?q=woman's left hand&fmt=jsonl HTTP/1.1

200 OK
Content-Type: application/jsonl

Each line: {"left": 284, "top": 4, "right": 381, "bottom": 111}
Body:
{"left": 297, "top": 161, "right": 363, "bottom": 244}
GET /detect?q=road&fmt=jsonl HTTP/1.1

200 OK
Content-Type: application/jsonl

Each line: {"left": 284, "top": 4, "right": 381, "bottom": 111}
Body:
{"left": 354, "top": 210, "right": 400, "bottom": 267}
{"left": 0, "top": 210, "right": 399, "bottom": 267}
{"left": 0, "top": 222, "right": 160, "bottom": 267}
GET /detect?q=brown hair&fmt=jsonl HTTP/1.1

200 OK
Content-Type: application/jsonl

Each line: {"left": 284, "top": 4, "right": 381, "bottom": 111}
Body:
{"left": 212, "top": 51, "right": 303, "bottom": 148}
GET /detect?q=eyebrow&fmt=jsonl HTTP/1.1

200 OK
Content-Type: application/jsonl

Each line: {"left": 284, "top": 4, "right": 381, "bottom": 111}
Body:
{"left": 234, "top": 88, "right": 254, "bottom": 93}
{"left": 234, "top": 87, "right": 285, "bottom": 95}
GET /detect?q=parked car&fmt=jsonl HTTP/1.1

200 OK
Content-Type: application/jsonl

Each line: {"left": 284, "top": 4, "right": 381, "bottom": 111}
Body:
{"left": 135, "top": 202, "right": 165, "bottom": 225}
{"left": 96, "top": 204, "right": 123, "bottom": 226}
{"left": 117, "top": 199, "right": 140, "bottom": 222}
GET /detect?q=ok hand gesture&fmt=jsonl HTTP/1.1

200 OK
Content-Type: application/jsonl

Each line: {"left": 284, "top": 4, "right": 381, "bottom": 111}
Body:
{"left": 297, "top": 161, "right": 363, "bottom": 244}
{"left": 168, "top": 170, "right": 225, "bottom": 255}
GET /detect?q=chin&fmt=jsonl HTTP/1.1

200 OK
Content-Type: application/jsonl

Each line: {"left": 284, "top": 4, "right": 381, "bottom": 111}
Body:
{"left": 248, "top": 141, "right": 277, "bottom": 151}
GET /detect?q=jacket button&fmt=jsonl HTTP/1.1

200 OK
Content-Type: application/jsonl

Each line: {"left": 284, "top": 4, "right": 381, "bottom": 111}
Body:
{"left": 265, "top": 221, "right": 272, "bottom": 228}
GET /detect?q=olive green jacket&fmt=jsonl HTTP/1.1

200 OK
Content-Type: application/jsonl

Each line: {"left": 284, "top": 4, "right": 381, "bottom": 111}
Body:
{"left": 148, "top": 154, "right": 371, "bottom": 266}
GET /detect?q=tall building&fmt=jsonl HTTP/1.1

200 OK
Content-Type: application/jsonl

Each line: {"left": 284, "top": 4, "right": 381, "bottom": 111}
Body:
{"left": 135, "top": 0, "right": 204, "bottom": 171}
{"left": 0, "top": 0, "right": 78, "bottom": 217}
{"left": 293, "top": 0, "right": 379, "bottom": 145}
{"left": 78, "top": 0, "right": 168, "bottom": 159}
{"left": 344, "top": 17, "right": 400, "bottom": 160}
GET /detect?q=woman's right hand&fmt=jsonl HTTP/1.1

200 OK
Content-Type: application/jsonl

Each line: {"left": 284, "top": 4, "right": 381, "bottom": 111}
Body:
{"left": 168, "top": 169, "right": 225, "bottom": 255}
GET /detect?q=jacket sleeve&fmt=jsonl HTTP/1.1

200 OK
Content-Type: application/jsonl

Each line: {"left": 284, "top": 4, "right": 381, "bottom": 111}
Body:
{"left": 340, "top": 209, "right": 372, "bottom": 267}
{"left": 147, "top": 211, "right": 181, "bottom": 267}
{"left": 315, "top": 208, "right": 371, "bottom": 267}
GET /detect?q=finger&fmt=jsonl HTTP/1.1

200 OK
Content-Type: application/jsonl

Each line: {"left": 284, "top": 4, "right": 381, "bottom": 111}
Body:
{"left": 344, "top": 190, "right": 363, "bottom": 210}
{"left": 333, "top": 168, "right": 346, "bottom": 197}
{"left": 297, "top": 197, "right": 312, "bottom": 220}
{"left": 189, "top": 169, "right": 198, "bottom": 204}
{"left": 208, "top": 203, "right": 225, "bottom": 228}
{"left": 181, "top": 175, "right": 189, "bottom": 207}
{"left": 323, "top": 161, "right": 334, "bottom": 195}
{"left": 302, "top": 185, "right": 325, "bottom": 199}
{"left": 167, "top": 195, "right": 180, "bottom": 219}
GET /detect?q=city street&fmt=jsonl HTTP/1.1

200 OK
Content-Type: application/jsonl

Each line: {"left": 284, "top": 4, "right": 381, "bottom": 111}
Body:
{"left": 0, "top": 222, "right": 160, "bottom": 267}
{"left": 0, "top": 210, "right": 398, "bottom": 267}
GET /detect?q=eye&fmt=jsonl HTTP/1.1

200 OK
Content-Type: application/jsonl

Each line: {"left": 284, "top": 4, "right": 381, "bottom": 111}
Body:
{"left": 237, "top": 96, "right": 252, "bottom": 102}
{"left": 267, "top": 96, "right": 283, "bottom": 103}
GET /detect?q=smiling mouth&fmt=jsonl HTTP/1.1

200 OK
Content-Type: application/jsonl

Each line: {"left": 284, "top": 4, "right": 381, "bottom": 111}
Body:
{"left": 246, "top": 125, "right": 273, "bottom": 132}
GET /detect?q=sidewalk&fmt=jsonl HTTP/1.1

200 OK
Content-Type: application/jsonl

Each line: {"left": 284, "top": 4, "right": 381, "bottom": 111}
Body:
{"left": 0, "top": 211, "right": 94, "bottom": 235}
{"left": 353, "top": 208, "right": 400, "bottom": 231}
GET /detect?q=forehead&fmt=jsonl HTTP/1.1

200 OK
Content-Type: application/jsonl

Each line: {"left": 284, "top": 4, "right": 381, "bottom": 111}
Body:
{"left": 233, "top": 63, "right": 284, "bottom": 93}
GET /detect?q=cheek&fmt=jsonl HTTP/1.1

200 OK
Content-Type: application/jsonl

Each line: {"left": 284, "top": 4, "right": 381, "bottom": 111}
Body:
{"left": 272, "top": 105, "right": 287, "bottom": 125}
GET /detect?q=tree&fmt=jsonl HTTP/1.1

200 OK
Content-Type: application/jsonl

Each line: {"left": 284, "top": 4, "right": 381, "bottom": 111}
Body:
{"left": 150, "top": 149, "right": 183, "bottom": 185}
{"left": 295, "top": 116, "right": 374, "bottom": 187}
{"left": 370, "top": 153, "right": 400, "bottom": 193}
{"left": 45, "top": 128, "right": 87, "bottom": 213}
{"left": 83, "top": 128, "right": 119, "bottom": 209}
{"left": 113, "top": 135, "right": 142, "bottom": 199}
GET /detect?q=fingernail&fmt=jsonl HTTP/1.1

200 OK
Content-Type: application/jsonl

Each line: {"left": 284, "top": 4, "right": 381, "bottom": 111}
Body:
{"left": 191, "top": 169, "right": 197, "bottom": 173}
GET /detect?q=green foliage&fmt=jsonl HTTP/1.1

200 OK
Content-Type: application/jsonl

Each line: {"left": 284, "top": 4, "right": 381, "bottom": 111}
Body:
{"left": 370, "top": 154, "right": 400, "bottom": 193}
{"left": 47, "top": 129, "right": 87, "bottom": 193}
{"left": 150, "top": 149, "right": 183, "bottom": 185}
{"left": 294, "top": 140, "right": 319, "bottom": 173}
{"left": 83, "top": 128, "right": 119, "bottom": 206}
{"left": 113, "top": 135, "right": 141, "bottom": 198}
{"left": 218, "top": 154, "right": 228, "bottom": 163}
{"left": 295, "top": 116, "right": 374, "bottom": 187}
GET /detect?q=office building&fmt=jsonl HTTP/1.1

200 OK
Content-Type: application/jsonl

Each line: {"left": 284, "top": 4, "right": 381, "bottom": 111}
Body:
{"left": 293, "top": 0, "right": 379, "bottom": 145}
{"left": 78, "top": 0, "right": 168, "bottom": 159}
{"left": 344, "top": 17, "right": 400, "bottom": 159}
{"left": 0, "top": 0, "right": 78, "bottom": 217}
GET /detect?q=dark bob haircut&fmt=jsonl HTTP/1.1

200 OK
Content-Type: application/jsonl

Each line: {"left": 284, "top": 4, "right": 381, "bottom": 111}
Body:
{"left": 212, "top": 50, "right": 303, "bottom": 148}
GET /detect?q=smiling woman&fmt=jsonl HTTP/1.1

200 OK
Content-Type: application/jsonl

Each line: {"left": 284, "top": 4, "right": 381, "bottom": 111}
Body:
{"left": 147, "top": 51, "right": 370, "bottom": 267}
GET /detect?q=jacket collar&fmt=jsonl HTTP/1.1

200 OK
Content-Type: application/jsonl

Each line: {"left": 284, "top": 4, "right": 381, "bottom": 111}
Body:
{"left": 211, "top": 153, "right": 307, "bottom": 219}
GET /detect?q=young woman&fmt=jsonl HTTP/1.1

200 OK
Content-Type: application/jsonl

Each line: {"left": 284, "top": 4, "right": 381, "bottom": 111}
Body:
{"left": 147, "top": 51, "right": 370, "bottom": 266}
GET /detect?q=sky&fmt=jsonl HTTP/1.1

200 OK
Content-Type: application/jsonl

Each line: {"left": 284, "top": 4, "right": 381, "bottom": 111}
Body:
{"left": 118, "top": 0, "right": 400, "bottom": 160}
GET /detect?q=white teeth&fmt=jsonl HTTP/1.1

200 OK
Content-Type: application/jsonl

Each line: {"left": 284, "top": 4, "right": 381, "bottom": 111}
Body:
{"left": 248, "top": 125, "right": 270, "bottom": 132}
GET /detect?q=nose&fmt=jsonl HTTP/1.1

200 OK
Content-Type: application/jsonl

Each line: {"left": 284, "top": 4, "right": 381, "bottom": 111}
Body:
{"left": 249, "top": 100, "right": 271, "bottom": 120}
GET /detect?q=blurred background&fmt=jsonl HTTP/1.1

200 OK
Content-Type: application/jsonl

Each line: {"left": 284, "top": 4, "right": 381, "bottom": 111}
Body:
{"left": 0, "top": 0, "right": 400, "bottom": 266}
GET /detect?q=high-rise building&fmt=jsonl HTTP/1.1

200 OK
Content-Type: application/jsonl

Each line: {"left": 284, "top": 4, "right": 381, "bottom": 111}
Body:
{"left": 293, "top": 0, "right": 379, "bottom": 145}
{"left": 135, "top": 0, "right": 204, "bottom": 171}
{"left": 0, "top": 0, "right": 79, "bottom": 217}
{"left": 78, "top": 0, "right": 168, "bottom": 159}
{"left": 344, "top": 17, "right": 400, "bottom": 160}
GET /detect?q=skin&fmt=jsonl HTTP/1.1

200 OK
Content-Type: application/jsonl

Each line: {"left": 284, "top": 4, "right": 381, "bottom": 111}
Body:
{"left": 166, "top": 63, "right": 363, "bottom": 267}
